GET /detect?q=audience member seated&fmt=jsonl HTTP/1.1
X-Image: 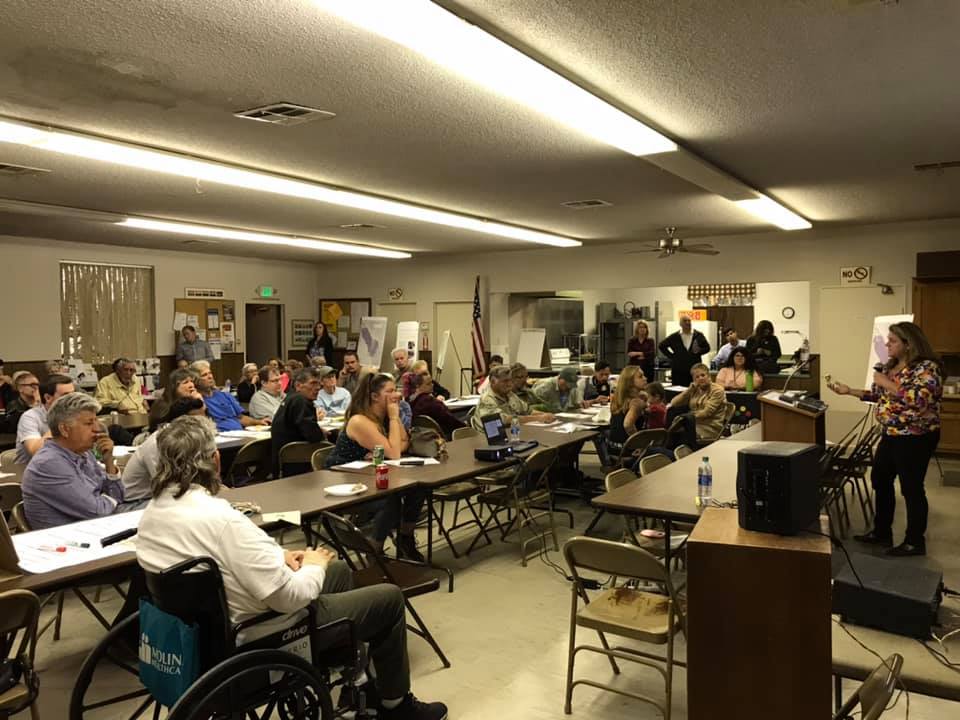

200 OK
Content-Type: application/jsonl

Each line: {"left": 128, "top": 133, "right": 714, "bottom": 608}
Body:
{"left": 314, "top": 366, "right": 351, "bottom": 418}
{"left": 712, "top": 327, "right": 746, "bottom": 369}
{"left": 391, "top": 348, "right": 413, "bottom": 382}
{"left": 509, "top": 362, "right": 535, "bottom": 404}
{"left": 658, "top": 316, "right": 711, "bottom": 387}
{"left": 583, "top": 361, "right": 613, "bottom": 406}
{"left": 175, "top": 325, "right": 214, "bottom": 367}
{"left": 15, "top": 373, "right": 75, "bottom": 465}
{"left": 0, "top": 371, "right": 39, "bottom": 434}
{"left": 192, "top": 360, "right": 265, "bottom": 432}
{"left": 21, "top": 393, "right": 126, "bottom": 529}
{"left": 407, "top": 366, "right": 465, "bottom": 438}
{"left": 627, "top": 320, "right": 656, "bottom": 382}
{"left": 530, "top": 366, "right": 585, "bottom": 413}
{"left": 249, "top": 365, "right": 285, "bottom": 421}
{"left": 746, "top": 320, "right": 782, "bottom": 377}
{"left": 95, "top": 357, "right": 149, "bottom": 414}
{"left": 608, "top": 366, "right": 648, "bottom": 446}
{"left": 716, "top": 347, "right": 763, "bottom": 390}
{"left": 401, "top": 360, "right": 450, "bottom": 401}
{"left": 338, "top": 350, "right": 370, "bottom": 395}
{"left": 472, "top": 366, "right": 555, "bottom": 430}
{"left": 325, "top": 373, "right": 425, "bottom": 561}
{"left": 271, "top": 367, "right": 326, "bottom": 476}
{"left": 148, "top": 368, "right": 201, "bottom": 430}
{"left": 137, "top": 415, "right": 447, "bottom": 720}
{"left": 0, "top": 359, "right": 14, "bottom": 409}
{"left": 236, "top": 363, "right": 260, "bottom": 403}
{"left": 668, "top": 363, "right": 727, "bottom": 448}
{"left": 281, "top": 358, "right": 303, "bottom": 394}
{"left": 43, "top": 359, "right": 68, "bottom": 377}
{"left": 475, "top": 354, "right": 504, "bottom": 394}
{"left": 306, "top": 320, "right": 335, "bottom": 364}
{"left": 645, "top": 382, "right": 667, "bottom": 429}
{"left": 121, "top": 397, "right": 206, "bottom": 503}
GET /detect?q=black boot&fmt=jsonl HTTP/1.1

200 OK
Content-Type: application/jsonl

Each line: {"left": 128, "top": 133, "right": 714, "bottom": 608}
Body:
{"left": 395, "top": 533, "right": 425, "bottom": 563}
{"left": 887, "top": 541, "right": 925, "bottom": 557}
{"left": 853, "top": 530, "right": 893, "bottom": 547}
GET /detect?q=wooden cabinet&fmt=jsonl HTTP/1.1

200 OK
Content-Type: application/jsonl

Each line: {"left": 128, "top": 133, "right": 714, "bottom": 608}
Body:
{"left": 913, "top": 279, "right": 960, "bottom": 354}
{"left": 940, "top": 397, "right": 960, "bottom": 455}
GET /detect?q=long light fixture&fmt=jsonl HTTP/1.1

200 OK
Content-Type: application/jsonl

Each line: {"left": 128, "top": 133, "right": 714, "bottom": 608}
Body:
{"left": 314, "top": 1, "right": 676, "bottom": 157}
{"left": 119, "top": 218, "right": 413, "bottom": 259}
{"left": 733, "top": 195, "right": 812, "bottom": 231}
{"left": 0, "top": 118, "right": 581, "bottom": 248}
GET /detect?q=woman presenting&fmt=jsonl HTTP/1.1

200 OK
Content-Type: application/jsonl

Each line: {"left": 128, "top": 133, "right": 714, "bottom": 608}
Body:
{"left": 828, "top": 322, "right": 942, "bottom": 556}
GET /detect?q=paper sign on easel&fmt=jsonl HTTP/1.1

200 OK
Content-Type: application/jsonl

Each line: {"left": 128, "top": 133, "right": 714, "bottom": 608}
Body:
{"left": 436, "top": 330, "right": 451, "bottom": 371}
{"left": 357, "top": 316, "right": 388, "bottom": 369}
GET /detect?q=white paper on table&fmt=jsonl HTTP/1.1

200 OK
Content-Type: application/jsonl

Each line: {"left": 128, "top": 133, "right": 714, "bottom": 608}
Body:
{"left": 261, "top": 511, "right": 301, "bottom": 525}
{"left": 334, "top": 460, "right": 372, "bottom": 470}
{"left": 557, "top": 412, "right": 590, "bottom": 420}
{"left": 580, "top": 407, "right": 602, "bottom": 415}
{"left": 112, "top": 446, "right": 136, "bottom": 458}
{"left": 384, "top": 458, "right": 441, "bottom": 467}
{"left": 12, "top": 511, "right": 144, "bottom": 574}
{"left": 547, "top": 422, "right": 591, "bottom": 434}
{"left": 526, "top": 420, "right": 561, "bottom": 427}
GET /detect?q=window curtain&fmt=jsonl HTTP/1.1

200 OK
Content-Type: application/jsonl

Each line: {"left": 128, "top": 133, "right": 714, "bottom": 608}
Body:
{"left": 60, "top": 261, "right": 155, "bottom": 363}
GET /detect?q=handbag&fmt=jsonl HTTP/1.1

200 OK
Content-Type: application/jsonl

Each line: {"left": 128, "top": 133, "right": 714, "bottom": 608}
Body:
{"left": 138, "top": 598, "right": 201, "bottom": 707}
{"left": 408, "top": 427, "right": 447, "bottom": 459}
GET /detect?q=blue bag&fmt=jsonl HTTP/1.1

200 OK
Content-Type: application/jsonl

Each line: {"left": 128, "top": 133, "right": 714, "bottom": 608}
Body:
{"left": 138, "top": 598, "right": 200, "bottom": 707}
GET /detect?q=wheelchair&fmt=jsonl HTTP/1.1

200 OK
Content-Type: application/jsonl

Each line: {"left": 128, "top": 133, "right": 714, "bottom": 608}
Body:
{"left": 69, "top": 557, "right": 368, "bottom": 720}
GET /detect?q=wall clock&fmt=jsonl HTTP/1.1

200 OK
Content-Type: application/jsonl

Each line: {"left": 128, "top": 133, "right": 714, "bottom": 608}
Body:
{"left": 782, "top": 306, "right": 796, "bottom": 319}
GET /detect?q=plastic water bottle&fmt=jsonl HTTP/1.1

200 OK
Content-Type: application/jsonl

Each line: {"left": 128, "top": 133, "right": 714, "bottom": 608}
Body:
{"left": 224, "top": 379, "right": 232, "bottom": 393}
{"left": 698, "top": 457, "right": 713, "bottom": 504}
{"left": 511, "top": 416, "right": 521, "bottom": 442}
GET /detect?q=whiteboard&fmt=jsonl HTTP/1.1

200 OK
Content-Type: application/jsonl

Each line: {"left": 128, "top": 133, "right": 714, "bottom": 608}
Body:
{"left": 517, "top": 328, "right": 547, "bottom": 370}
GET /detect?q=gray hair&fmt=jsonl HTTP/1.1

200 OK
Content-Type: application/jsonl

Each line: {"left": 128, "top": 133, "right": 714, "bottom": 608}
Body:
{"left": 190, "top": 360, "right": 211, "bottom": 373}
{"left": 241, "top": 362, "right": 258, "bottom": 375}
{"left": 392, "top": 347, "right": 408, "bottom": 358}
{"left": 152, "top": 415, "right": 220, "bottom": 499}
{"left": 293, "top": 367, "right": 322, "bottom": 386}
{"left": 488, "top": 365, "right": 513, "bottom": 382}
{"left": 48, "top": 392, "right": 101, "bottom": 437}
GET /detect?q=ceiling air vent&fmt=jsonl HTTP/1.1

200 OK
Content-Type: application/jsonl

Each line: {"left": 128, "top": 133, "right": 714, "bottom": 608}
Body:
{"left": 0, "top": 163, "right": 51, "bottom": 177}
{"left": 234, "top": 103, "right": 336, "bottom": 126}
{"left": 561, "top": 199, "right": 613, "bottom": 210}
{"left": 339, "top": 223, "right": 386, "bottom": 230}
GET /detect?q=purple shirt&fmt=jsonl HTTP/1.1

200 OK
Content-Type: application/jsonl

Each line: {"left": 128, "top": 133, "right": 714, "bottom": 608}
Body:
{"left": 21, "top": 441, "right": 124, "bottom": 530}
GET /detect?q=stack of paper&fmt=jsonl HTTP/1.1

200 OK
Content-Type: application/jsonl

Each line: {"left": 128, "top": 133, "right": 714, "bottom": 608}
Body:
{"left": 13, "top": 511, "right": 143, "bottom": 574}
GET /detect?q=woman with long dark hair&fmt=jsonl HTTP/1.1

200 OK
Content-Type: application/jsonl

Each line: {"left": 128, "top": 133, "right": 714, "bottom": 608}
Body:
{"left": 147, "top": 368, "right": 201, "bottom": 430}
{"left": 716, "top": 347, "right": 763, "bottom": 390}
{"left": 306, "top": 321, "right": 335, "bottom": 364}
{"left": 746, "top": 320, "right": 782, "bottom": 376}
{"left": 828, "top": 322, "right": 943, "bottom": 556}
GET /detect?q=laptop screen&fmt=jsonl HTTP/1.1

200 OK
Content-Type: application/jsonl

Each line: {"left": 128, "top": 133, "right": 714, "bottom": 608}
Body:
{"left": 480, "top": 413, "right": 507, "bottom": 445}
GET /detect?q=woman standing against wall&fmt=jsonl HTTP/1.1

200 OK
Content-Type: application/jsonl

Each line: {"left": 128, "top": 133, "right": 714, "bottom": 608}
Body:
{"left": 828, "top": 322, "right": 942, "bottom": 556}
{"left": 627, "top": 320, "right": 656, "bottom": 382}
{"left": 306, "top": 321, "right": 335, "bottom": 365}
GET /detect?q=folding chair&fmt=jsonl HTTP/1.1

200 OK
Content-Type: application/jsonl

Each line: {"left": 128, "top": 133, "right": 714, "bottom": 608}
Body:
{"left": 279, "top": 441, "right": 332, "bottom": 477}
{"left": 0, "top": 484, "right": 22, "bottom": 533}
{"left": 673, "top": 444, "right": 693, "bottom": 459}
{"left": 321, "top": 512, "right": 451, "bottom": 669}
{"left": 411, "top": 415, "right": 444, "bottom": 437}
{"left": 466, "top": 446, "right": 560, "bottom": 566}
{"left": 224, "top": 437, "right": 271, "bottom": 486}
{"left": 638, "top": 454, "right": 673, "bottom": 476}
{"left": 606, "top": 429, "right": 667, "bottom": 473}
{"left": 834, "top": 654, "right": 903, "bottom": 720}
{"left": 311, "top": 445, "right": 335, "bottom": 471}
{"left": 0, "top": 590, "right": 41, "bottom": 720}
{"left": 562, "top": 536, "right": 684, "bottom": 718}
{"left": 0, "top": 450, "right": 17, "bottom": 472}
{"left": 451, "top": 427, "right": 480, "bottom": 441}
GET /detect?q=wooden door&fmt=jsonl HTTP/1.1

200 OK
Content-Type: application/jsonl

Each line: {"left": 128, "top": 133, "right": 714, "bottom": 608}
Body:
{"left": 913, "top": 279, "right": 960, "bottom": 354}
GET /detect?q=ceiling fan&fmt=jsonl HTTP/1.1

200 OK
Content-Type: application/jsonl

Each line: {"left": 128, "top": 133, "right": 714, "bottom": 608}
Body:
{"left": 628, "top": 227, "right": 719, "bottom": 258}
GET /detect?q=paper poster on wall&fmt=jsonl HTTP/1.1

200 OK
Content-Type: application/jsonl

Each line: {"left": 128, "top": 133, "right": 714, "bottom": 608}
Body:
{"left": 865, "top": 314, "right": 913, "bottom": 388}
{"left": 186, "top": 314, "right": 200, "bottom": 329}
{"left": 321, "top": 302, "right": 344, "bottom": 327}
{"left": 222, "top": 304, "right": 234, "bottom": 322}
{"left": 209, "top": 340, "right": 222, "bottom": 360}
{"left": 207, "top": 309, "right": 220, "bottom": 329}
{"left": 357, "top": 316, "right": 388, "bottom": 369}
{"left": 350, "top": 303, "right": 367, "bottom": 333}
{"left": 396, "top": 321, "right": 420, "bottom": 363}
{"left": 173, "top": 312, "right": 188, "bottom": 332}
{"left": 338, "top": 315, "right": 351, "bottom": 332}
{"left": 196, "top": 329, "right": 207, "bottom": 341}
{"left": 337, "top": 331, "right": 348, "bottom": 348}
{"left": 221, "top": 322, "right": 235, "bottom": 352}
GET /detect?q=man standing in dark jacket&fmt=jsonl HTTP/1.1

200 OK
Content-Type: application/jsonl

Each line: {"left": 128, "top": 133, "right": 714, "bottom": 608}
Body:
{"left": 271, "top": 367, "right": 326, "bottom": 476}
{"left": 658, "top": 316, "right": 711, "bottom": 387}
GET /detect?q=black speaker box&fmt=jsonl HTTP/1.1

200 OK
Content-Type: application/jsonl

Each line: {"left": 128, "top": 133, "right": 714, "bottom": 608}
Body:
{"left": 736, "top": 442, "right": 821, "bottom": 535}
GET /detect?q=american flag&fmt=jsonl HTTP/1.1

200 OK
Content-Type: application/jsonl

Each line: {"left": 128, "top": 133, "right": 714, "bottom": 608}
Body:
{"left": 471, "top": 275, "right": 487, "bottom": 379}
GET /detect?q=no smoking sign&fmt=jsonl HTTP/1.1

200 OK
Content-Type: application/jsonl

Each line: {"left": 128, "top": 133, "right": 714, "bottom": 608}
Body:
{"left": 840, "top": 265, "right": 872, "bottom": 285}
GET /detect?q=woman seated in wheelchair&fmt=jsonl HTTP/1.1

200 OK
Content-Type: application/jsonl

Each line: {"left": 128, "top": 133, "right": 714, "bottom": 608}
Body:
{"left": 325, "top": 373, "right": 428, "bottom": 562}
{"left": 137, "top": 414, "right": 447, "bottom": 720}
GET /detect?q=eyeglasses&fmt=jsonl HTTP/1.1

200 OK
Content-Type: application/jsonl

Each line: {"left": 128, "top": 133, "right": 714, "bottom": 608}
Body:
{"left": 18, "top": 382, "right": 39, "bottom": 388}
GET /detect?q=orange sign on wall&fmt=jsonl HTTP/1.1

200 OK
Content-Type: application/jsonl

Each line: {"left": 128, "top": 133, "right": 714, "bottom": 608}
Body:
{"left": 679, "top": 309, "right": 707, "bottom": 321}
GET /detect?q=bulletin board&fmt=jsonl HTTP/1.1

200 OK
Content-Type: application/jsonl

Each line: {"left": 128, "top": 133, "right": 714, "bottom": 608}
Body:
{"left": 319, "top": 297, "right": 371, "bottom": 349}
{"left": 173, "top": 298, "right": 237, "bottom": 357}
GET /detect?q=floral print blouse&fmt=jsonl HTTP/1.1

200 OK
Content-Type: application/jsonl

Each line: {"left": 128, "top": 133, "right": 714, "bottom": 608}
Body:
{"left": 861, "top": 360, "right": 942, "bottom": 436}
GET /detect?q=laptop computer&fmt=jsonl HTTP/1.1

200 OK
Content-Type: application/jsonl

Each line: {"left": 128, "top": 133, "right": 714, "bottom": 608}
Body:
{"left": 479, "top": 413, "right": 539, "bottom": 454}
{"left": 0, "top": 519, "right": 23, "bottom": 583}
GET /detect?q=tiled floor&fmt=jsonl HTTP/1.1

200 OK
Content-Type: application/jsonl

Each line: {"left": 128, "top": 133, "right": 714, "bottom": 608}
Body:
{"left": 27, "top": 414, "right": 960, "bottom": 718}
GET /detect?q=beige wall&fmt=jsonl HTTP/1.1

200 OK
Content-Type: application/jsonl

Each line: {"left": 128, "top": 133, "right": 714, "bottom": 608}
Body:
{"left": 308, "top": 217, "right": 959, "bottom": 359}
{"left": 0, "top": 236, "right": 320, "bottom": 361}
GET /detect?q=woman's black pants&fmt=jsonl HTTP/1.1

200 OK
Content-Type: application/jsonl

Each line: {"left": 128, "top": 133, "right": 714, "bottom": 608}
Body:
{"left": 871, "top": 431, "right": 940, "bottom": 546}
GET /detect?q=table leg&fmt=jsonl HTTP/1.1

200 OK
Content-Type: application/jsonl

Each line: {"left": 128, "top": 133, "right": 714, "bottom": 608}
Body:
{"left": 663, "top": 519, "right": 672, "bottom": 567}
{"left": 426, "top": 488, "right": 434, "bottom": 565}
{"left": 834, "top": 675, "right": 842, "bottom": 713}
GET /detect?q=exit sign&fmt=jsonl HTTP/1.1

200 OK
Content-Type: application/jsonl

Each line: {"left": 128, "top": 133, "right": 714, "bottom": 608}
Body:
{"left": 256, "top": 285, "right": 278, "bottom": 298}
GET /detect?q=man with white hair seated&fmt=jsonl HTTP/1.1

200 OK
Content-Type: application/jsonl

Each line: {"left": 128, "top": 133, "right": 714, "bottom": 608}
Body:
{"left": 21, "top": 392, "right": 126, "bottom": 530}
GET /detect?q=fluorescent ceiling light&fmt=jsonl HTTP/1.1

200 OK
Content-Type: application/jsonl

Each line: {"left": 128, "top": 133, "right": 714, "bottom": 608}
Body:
{"left": 0, "top": 118, "right": 581, "bottom": 248}
{"left": 119, "top": 218, "right": 413, "bottom": 259}
{"left": 315, "top": 0, "right": 676, "bottom": 157}
{"left": 733, "top": 195, "right": 812, "bottom": 231}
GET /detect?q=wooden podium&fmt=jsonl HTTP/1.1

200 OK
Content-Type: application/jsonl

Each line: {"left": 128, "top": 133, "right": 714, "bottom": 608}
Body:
{"left": 759, "top": 390, "right": 826, "bottom": 445}
{"left": 686, "top": 508, "right": 832, "bottom": 720}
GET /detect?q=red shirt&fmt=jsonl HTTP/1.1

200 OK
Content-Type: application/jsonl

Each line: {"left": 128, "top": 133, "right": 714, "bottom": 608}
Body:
{"left": 646, "top": 402, "right": 667, "bottom": 429}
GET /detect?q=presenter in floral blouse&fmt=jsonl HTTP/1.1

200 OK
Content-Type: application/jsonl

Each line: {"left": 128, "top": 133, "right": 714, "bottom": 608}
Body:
{"left": 829, "top": 322, "right": 942, "bottom": 556}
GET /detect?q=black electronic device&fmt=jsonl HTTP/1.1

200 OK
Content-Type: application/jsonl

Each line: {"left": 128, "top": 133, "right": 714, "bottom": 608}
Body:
{"left": 833, "top": 551, "right": 942, "bottom": 638}
{"left": 736, "top": 442, "right": 821, "bottom": 535}
{"left": 474, "top": 445, "right": 513, "bottom": 462}
{"left": 796, "top": 397, "right": 827, "bottom": 414}
{"left": 479, "top": 413, "right": 539, "bottom": 454}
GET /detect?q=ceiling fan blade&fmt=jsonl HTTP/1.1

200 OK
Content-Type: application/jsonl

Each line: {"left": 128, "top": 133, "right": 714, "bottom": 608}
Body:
{"left": 683, "top": 243, "right": 715, "bottom": 250}
{"left": 683, "top": 247, "right": 721, "bottom": 255}
{"left": 658, "top": 251, "right": 671, "bottom": 259}
{"left": 625, "top": 245, "right": 663, "bottom": 254}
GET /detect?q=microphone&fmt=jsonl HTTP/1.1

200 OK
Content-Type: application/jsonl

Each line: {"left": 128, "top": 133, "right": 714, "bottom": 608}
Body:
{"left": 873, "top": 362, "right": 886, "bottom": 373}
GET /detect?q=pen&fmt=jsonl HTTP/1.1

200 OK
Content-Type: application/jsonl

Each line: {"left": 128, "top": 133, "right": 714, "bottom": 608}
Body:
{"left": 65, "top": 541, "right": 91, "bottom": 548}
{"left": 399, "top": 460, "right": 425, "bottom": 466}
{"left": 38, "top": 545, "right": 68, "bottom": 552}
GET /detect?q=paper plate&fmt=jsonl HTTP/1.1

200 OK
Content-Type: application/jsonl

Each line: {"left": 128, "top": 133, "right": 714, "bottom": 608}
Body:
{"left": 323, "top": 483, "right": 368, "bottom": 497}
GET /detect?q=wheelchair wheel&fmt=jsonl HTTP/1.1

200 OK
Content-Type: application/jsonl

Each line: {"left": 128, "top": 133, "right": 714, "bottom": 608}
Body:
{"left": 69, "top": 612, "right": 160, "bottom": 720}
{"left": 167, "top": 649, "right": 334, "bottom": 720}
